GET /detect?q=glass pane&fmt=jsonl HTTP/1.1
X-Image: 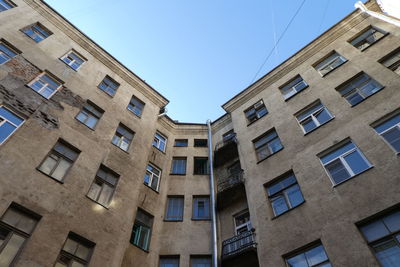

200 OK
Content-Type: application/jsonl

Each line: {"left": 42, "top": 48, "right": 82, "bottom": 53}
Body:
{"left": 360, "top": 220, "right": 390, "bottom": 242}
{"left": 51, "top": 158, "right": 71, "bottom": 181}
{"left": 160, "top": 257, "right": 179, "bottom": 267}
{"left": 76, "top": 112, "right": 88, "bottom": 124}
{"left": 144, "top": 172, "right": 151, "bottom": 185}
{"left": 320, "top": 142, "right": 355, "bottom": 164}
{"left": 0, "top": 107, "right": 24, "bottom": 125}
{"left": 2, "top": 209, "right": 20, "bottom": 228}
{"left": 138, "top": 227, "right": 150, "bottom": 250}
{"left": 85, "top": 116, "right": 98, "bottom": 129}
{"left": 0, "top": 121, "right": 17, "bottom": 144}
{"left": 286, "top": 184, "right": 304, "bottom": 208}
{"left": 383, "top": 212, "right": 400, "bottom": 233}
{"left": 286, "top": 253, "right": 308, "bottom": 267}
{"left": 120, "top": 139, "right": 130, "bottom": 151}
{"left": 305, "top": 245, "right": 328, "bottom": 266}
{"left": 41, "top": 86, "right": 56, "bottom": 98}
{"left": 16, "top": 215, "right": 36, "bottom": 234}
{"left": 344, "top": 150, "right": 370, "bottom": 175}
{"left": 71, "top": 261, "right": 85, "bottom": 267}
{"left": 346, "top": 92, "right": 364, "bottom": 106}
{"left": 97, "top": 184, "right": 113, "bottom": 206}
{"left": 38, "top": 155, "right": 58, "bottom": 175}
{"left": 375, "top": 115, "right": 400, "bottom": 133}
{"left": 268, "top": 138, "right": 283, "bottom": 153}
{"left": 373, "top": 239, "right": 400, "bottom": 267}
{"left": 0, "top": 227, "right": 10, "bottom": 247}
{"left": 0, "top": 233, "right": 25, "bottom": 266}
{"left": 326, "top": 159, "right": 351, "bottom": 184}
{"left": 301, "top": 118, "right": 317, "bottom": 133}
{"left": 87, "top": 181, "right": 102, "bottom": 201}
{"left": 382, "top": 127, "right": 400, "bottom": 153}
{"left": 315, "top": 108, "right": 332, "bottom": 125}
{"left": 63, "top": 238, "right": 78, "bottom": 254}
{"left": 271, "top": 195, "right": 288, "bottom": 216}
{"left": 75, "top": 244, "right": 90, "bottom": 261}
{"left": 150, "top": 176, "right": 159, "bottom": 191}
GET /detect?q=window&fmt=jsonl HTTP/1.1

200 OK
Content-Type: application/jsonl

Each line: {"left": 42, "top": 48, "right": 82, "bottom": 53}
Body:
{"left": 350, "top": 26, "right": 387, "bottom": 50}
{"left": 319, "top": 140, "right": 372, "bottom": 185}
{"left": 234, "top": 210, "right": 251, "bottom": 234}
{"left": 60, "top": 50, "right": 85, "bottom": 71}
{"left": 76, "top": 101, "right": 103, "bottom": 129}
{"left": 21, "top": 23, "right": 52, "bottom": 43}
{"left": 144, "top": 164, "right": 161, "bottom": 191}
{"left": 0, "top": 106, "right": 24, "bottom": 145}
{"left": 380, "top": 47, "right": 400, "bottom": 75}
{"left": 0, "top": 0, "right": 15, "bottom": 12}
{"left": 314, "top": 51, "right": 347, "bottom": 76}
{"left": 160, "top": 256, "right": 179, "bottom": 267}
{"left": 190, "top": 256, "right": 211, "bottom": 267}
{"left": 153, "top": 132, "right": 167, "bottom": 152}
{"left": 130, "top": 209, "right": 153, "bottom": 251}
{"left": 98, "top": 76, "right": 119, "bottom": 97}
{"left": 174, "top": 139, "right": 188, "bottom": 147}
{"left": 165, "top": 196, "right": 184, "bottom": 221}
{"left": 253, "top": 129, "right": 283, "bottom": 161}
{"left": 38, "top": 140, "right": 80, "bottom": 182}
{"left": 0, "top": 203, "right": 40, "bottom": 266}
{"left": 373, "top": 113, "right": 400, "bottom": 154}
{"left": 336, "top": 72, "right": 383, "bottom": 106}
{"left": 171, "top": 157, "right": 187, "bottom": 175}
{"left": 279, "top": 75, "right": 308, "bottom": 100}
{"left": 127, "top": 95, "right": 145, "bottom": 117}
{"left": 193, "top": 196, "right": 210, "bottom": 220}
{"left": 87, "top": 165, "right": 119, "bottom": 207}
{"left": 28, "top": 72, "right": 63, "bottom": 99}
{"left": 244, "top": 100, "right": 268, "bottom": 124}
{"left": 285, "top": 243, "right": 331, "bottom": 267}
{"left": 0, "top": 41, "right": 18, "bottom": 65}
{"left": 112, "top": 124, "right": 134, "bottom": 152}
{"left": 55, "top": 232, "right": 95, "bottom": 267}
{"left": 193, "top": 157, "right": 209, "bottom": 175}
{"left": 295, "top": 101, "right": 333, "bottom": 134}
{"left": 358, "top": 209, "right": 400, "bottom": 267}
{"left": 222, "top": 130, "right": 236, "bottom": 143}
{"left": 194, "top": 139, "right": 207, "bottom": 147}
{"left": 266, "top": 172, "right": 305, "bottom": 216}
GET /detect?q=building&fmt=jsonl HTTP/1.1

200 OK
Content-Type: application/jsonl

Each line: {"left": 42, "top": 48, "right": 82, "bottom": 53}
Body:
{"left": 0, "top": 0, "right": 399, "bottom": 266}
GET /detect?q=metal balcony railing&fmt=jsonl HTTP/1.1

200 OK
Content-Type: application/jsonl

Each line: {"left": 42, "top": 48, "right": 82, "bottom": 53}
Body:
{"left": 217, "top": 170, "right": 244, "bottom": 193}
{"left": 215, "top": 133, "right": 237, "bottom": 151}
{"left": 221, "top": 230, "right": 257, "bottom": 259}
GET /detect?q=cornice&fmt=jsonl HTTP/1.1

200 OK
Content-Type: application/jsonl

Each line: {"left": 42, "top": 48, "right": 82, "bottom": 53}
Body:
{"left": 24, "top": 0, "right": 169, "bottom": 108}
{"left": 158, "top": 116, "right": 208, "bottom": 135}
{"left": 222, "top": 1, "right": 378, "bottom": 113}
{"left": 211, "top": 113, "right": 232, "bottom": 133}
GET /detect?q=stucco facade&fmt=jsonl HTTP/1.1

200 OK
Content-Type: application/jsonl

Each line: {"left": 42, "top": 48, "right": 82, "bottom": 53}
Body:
{"left": 0, "top": 0, "right": 399, "bottom": 266}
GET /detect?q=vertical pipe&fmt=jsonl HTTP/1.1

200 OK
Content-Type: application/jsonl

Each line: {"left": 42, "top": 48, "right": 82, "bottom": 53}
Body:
{"left": 207, "top": 119, "right": 218, "bottom": 267}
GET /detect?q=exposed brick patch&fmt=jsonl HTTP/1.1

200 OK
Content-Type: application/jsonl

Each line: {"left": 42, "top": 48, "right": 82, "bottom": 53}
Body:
{"left": 4, "top": 56, "right": 41, "bottom": 83}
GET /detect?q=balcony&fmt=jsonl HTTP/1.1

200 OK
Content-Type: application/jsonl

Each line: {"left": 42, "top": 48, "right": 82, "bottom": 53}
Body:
{"left": 214, "top": 133, "right": 239, "bottom": 167}
{"left": 217, "top": 170, "right": 245, "bottom": 209}
{"left": 221, "top": 230, "right": 259, "bottom": 267}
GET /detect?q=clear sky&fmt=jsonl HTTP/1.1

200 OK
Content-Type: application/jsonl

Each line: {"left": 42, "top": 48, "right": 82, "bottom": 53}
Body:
{"left": 45, "top": 0, "right": 364, "bottom": 123}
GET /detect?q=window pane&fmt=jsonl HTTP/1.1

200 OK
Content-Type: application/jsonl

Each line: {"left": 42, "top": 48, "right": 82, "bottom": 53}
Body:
{"left": 326, "top": 159, "right": 351, "bottom": 184}
{"left": 71, "top": 261, "right": 85, "bottom": 267}
{"left": 344, "top": 150, "right": 370, "bottom": 175}
{"left": 286, "top": 184, "right": 304, "bottom": 208}
{"left": 160, "top": 257, "right": 179, "bottom": 267}
{"left": 76, "top": 111, "right": 88, "bottom": 124}
{"left": 268, "top": 137, "right": 283, "bottom": 153}
{"left": 150, "top": 175, "right": 159, "bottom": 190}
{"left": 315, "top": 108, "right": 332, "bottom": 125}
{"left": 138, "top": 226, "right": 150, "bottom": 250}
{"left": 0, "top": 107, "right": 24, "bottom": 126}
{"left": 0, "top": 233, "right": 25, "bottom": 266}
{"left": 51, "top": 158, "right": 71, "bottom": 181}
{"left": 383, "top": 212, "right": 400, "bottom": 233}
{"left": 373, "top": 239, "right": 400, "bottom": 267}
{"left": 305, "top": 245, "right": 329, "bottom": 266}
{"left": 360, "top": 220, "right": 390, "bottom": 243}
{"left": 87, "top": 181, "right": 102, "bottom": 201}
{"left": 301, "top": 118, "right": 317, "bottom": 133}
{"left": 346, "top": 92, "right": 364, "bottom": 106}
{"left": 38, "top": 154, "right": 58, "bottom": 175}
{"left": 374, "top": 115, "right": 400, "bottom": 134}
{"left": 75, "top": 244, "right": 90, "bottom": 261}
{"left": 0, "top": 121, "right": 17, "bottom": 144}
{"left": 85, "top": 116, "right": 98, "bottom": 129}
{"left": 2, "top": 209, "right": 20, "bottom": 228}
{"left": 382, "top": 127, "right": 400, "bottom": 153}
{"left": 286, "top": 253, "right": 308, "bottom": 267}
{"left": 271, "top": 195, "right": 288, "bottom": 216}
{"left": 63, "top": 238, "right": 78, "bottom": 255}
{"left": 97, "top": 184, "right": 113, "bottom": 206}
{"left": 320, "top": 142, "right": 355, "bottom": 164}
{"left": 16, "top": 215, "right": 37, "bottom": 234}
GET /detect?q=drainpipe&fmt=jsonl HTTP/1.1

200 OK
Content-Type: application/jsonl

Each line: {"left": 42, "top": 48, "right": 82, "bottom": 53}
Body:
{"left": 158, "top": 107, "right": 168, "bottom": 118}
{"left": 207, "top": 119, "right": 218, "bottom": 267}
{"left": 355, "top": 1, "right": 400, "bottom": 27}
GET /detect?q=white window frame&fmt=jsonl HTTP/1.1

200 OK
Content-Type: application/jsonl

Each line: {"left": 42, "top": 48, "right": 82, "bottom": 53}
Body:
{"left": 144, "top": 164, "right": 161, "bottom": 191}
{"left": 295, "top": 102, "right": 334, "bottom": 134}
{"left": 315, "top": 52, "right": 347, "bottom": 76}
{"left": 350, "top": 26, "right": 387, "bottom": 50}
{"left": 0, "top": 41, "right": 18, "bottom": 65}
{"left": 28, "top": 73, "right": 62, "bottom": 99}
{"left": 233, "top": 210, "right": 251, "bottom": 235}
{"left": 22, "top": 23, "right": 51, "bottom": 43}
{"left": 153, "top": 132, "right": 167, "bottom": 152}
{"left": 320, "top": 141, "right": 372, "bottom": 186}
{"left": 280, "top": 76, "right": 308, "bottom": 100}
{"left": 373, "top": 114, "right": 400, "bottom": 155}
{"left": 60, "top": 50, "right": 85, "bottom": 70}
{"left": 0, "top": 106, "right": 24, "bottom": 145}
{"left": 244, "top": 100, "right": 268, "bottom": 123}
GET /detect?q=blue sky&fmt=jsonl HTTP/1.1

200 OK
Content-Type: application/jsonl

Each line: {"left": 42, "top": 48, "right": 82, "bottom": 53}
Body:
{"left": 45, "top": 0, "right": 363, "bottom": 123}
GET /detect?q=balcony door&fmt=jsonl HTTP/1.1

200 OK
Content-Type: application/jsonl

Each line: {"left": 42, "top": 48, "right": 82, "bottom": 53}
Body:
{"left": 234, "top": 210, "right": 251, "bottom": 235}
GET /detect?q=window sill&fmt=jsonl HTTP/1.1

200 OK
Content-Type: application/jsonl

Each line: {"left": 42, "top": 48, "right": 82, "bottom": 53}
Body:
{"left": 256, "top": 147, "right": 284, "bottom": 164}
{"left": 349, "top": 87, "right": 385, "bottom": 108}
{"left": 36, "top": 168, "right": 64, "bottom": 184}
{"left": 85, "top": 196, "right": 110, "bottom": 209}
{"left": 332, "top": 166, "right": 374, "bottom": 188}
{"left": 131, "top": 243, "right": 149, "bottom": 253}
{"left": 357, "top": 33, "right": 390, "bottom": 52}
{"left": 169, "top": 173, "right": 186, "bottom": 176}
{"left": 246, "top": 113, "right": 267, "bottom": 127}
{"left": 271, "top": 201, "right": 306, "bottom": 220}
{"left": 283, "top": 85, "right": 310, "bottom": 102}
{"left": 163, "top": 219, "right": 183, "bottom": 222}
{"left": 319, "top": 60, "right": 348, "bottom": 78}
{"left": 303, "top": 117, "right": 335, "bottom": 136}
{"left": 143, "top": 183, "right": 160, "bottom": 194}
{"left": 191, "top": 218, "right": 211, "bottom": 221}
